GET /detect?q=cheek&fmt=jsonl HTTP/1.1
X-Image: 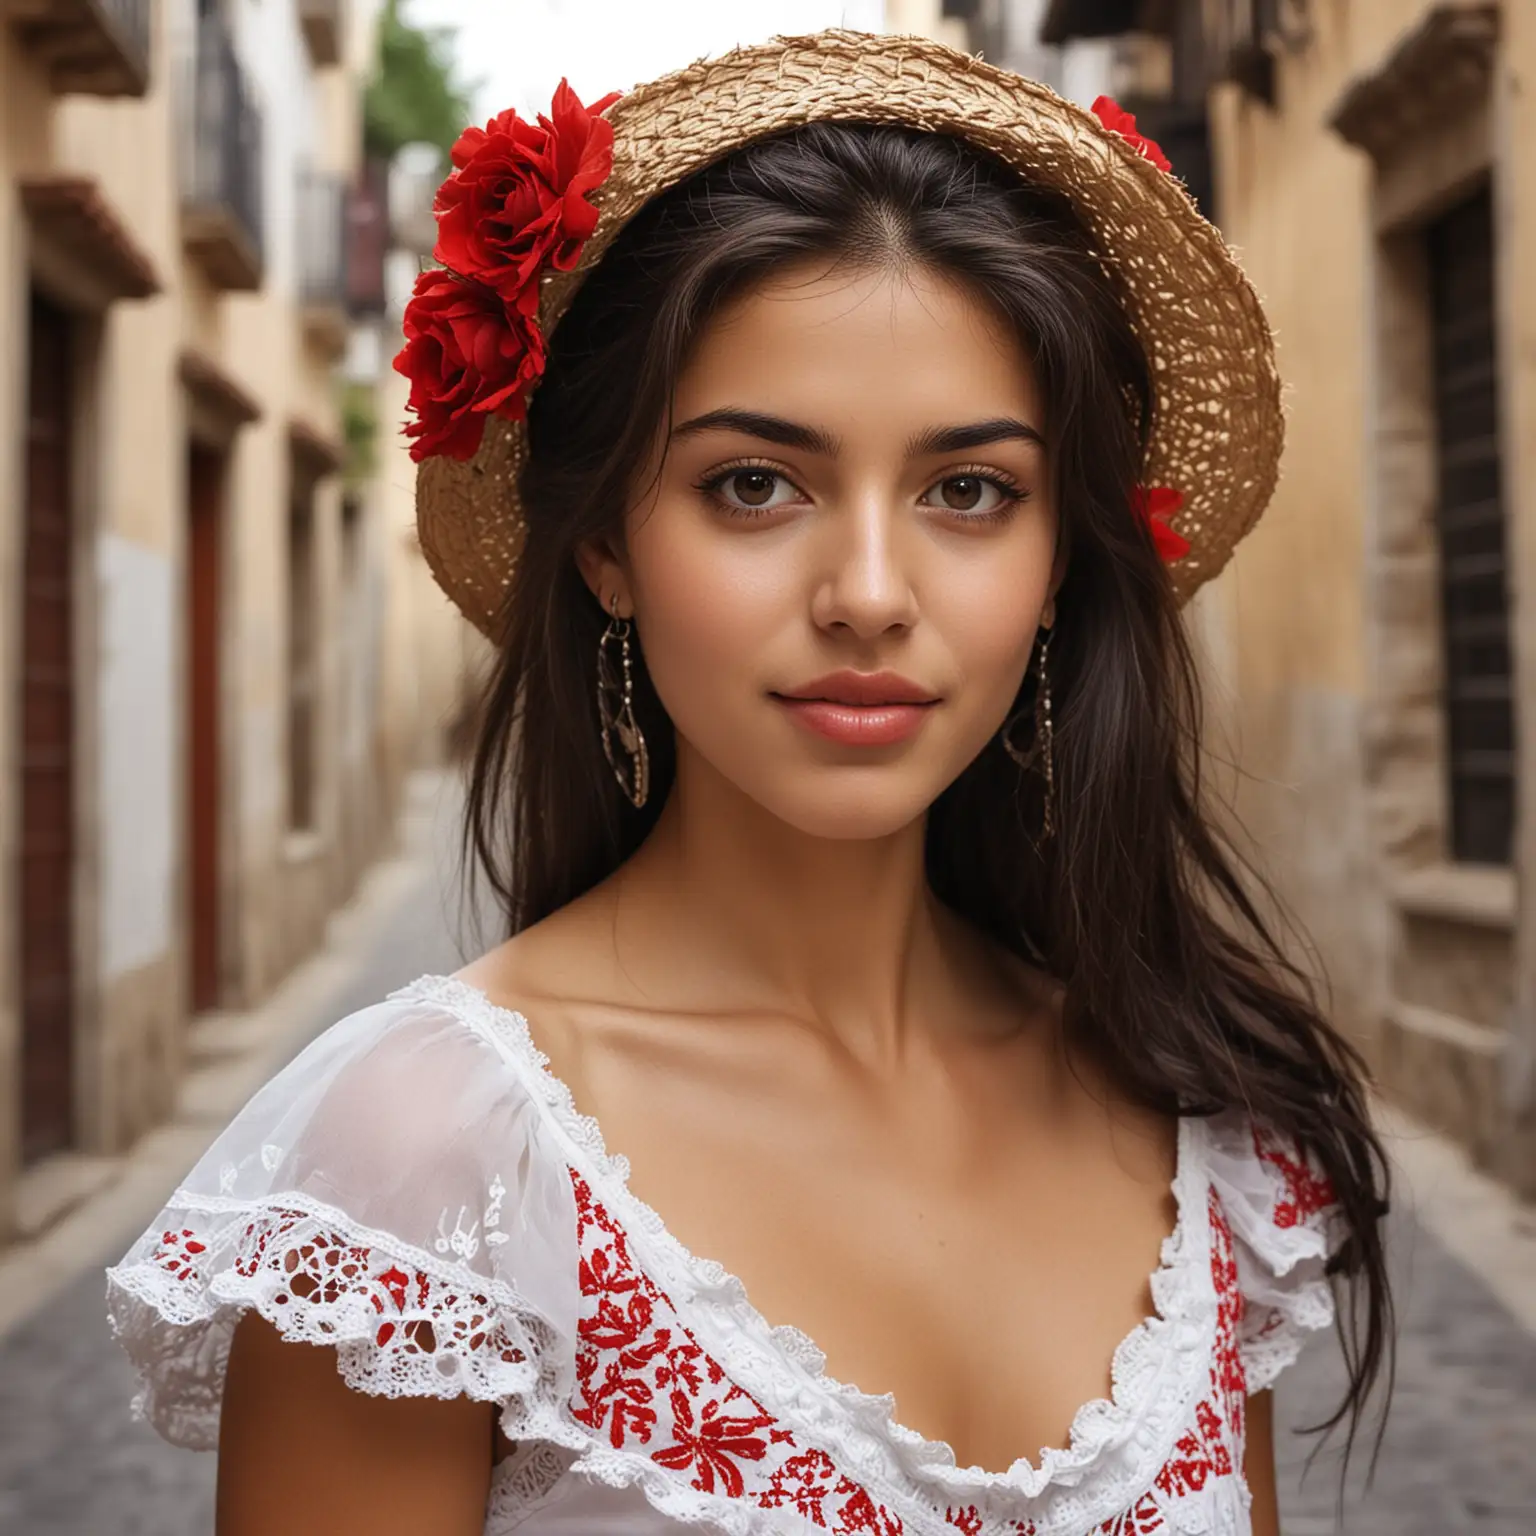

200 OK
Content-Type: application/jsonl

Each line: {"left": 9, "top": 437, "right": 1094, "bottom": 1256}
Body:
{"left": 624, "top": 503, "right": 789, "bottom": 717}
{"left": 926, "top": 529, "right": 1057, "bottom": 715}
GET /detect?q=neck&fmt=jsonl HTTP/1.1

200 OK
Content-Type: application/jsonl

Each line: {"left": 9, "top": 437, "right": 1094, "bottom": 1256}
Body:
{"left": 621, "top": 744, "right": 949, "bottom": 1062}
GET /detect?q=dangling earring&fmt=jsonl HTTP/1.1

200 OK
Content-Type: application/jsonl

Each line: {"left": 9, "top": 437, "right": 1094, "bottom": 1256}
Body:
{"left": 597, "top": 595, "right": 650, "bottom": 809}
{"left": 1036, "top": 628, "right": 1055, "bottom": 840}
{"left": 1001, "top": 627, "right": 1056, "bottom": 839}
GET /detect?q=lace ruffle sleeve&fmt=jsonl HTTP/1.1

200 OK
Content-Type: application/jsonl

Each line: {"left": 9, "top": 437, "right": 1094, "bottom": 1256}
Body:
{"left": 105, "top": 991, "right": 580, "bottom": 1450}
{"left": 1204, "top": 1110, "right": 1344, "bottom": 1395}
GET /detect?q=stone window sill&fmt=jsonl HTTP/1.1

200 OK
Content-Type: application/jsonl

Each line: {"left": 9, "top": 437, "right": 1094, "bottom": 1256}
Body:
{"left": 1391, "top": 862, "right": 1515, "bottom": 931}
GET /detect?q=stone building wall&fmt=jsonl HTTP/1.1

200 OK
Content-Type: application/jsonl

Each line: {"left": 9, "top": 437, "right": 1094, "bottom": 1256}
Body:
{"left": 1197, "top": 0, "right": 1533, "bottom": 1194}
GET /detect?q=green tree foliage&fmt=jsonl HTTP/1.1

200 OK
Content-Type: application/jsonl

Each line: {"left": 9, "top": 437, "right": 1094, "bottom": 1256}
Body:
{"left": 363, "top": 0, "right": 474, "bottom": 163}
{"left": 340, "top": 379, "right": 378, "bottom": 485}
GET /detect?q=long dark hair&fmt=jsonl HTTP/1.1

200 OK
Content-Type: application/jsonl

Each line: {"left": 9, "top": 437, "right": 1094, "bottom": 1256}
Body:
{"left": 463, "top": 122, "right": 1392, "bottom": 1453}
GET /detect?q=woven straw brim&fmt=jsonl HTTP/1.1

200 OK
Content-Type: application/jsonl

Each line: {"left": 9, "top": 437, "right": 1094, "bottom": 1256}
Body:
{"left": 417, "top": 29, "right": 1282, "bottom": 638}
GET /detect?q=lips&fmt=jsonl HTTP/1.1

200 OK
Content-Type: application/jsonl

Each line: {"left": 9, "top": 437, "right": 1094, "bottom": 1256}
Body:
{"left": 775, "top": 671, "right": 939, "bottom": 707}
{"left": 771, "top": 671, "right": 940, "bottom": 747}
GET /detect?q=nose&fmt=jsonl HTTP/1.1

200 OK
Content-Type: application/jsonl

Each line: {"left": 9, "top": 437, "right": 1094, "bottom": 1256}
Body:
{"left": 810, "top": 492, "right": 918, "bottom": 640}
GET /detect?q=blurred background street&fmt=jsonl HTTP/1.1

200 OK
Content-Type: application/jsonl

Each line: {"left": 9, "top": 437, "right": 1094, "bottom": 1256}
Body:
{"left": 1, "top": 0, "right": 1535, "bottom": 1531}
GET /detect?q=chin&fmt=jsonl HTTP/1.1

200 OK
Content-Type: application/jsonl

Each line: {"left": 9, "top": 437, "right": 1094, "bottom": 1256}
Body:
{"left": 737, "top": 767, "right": 941, "bottom": 842}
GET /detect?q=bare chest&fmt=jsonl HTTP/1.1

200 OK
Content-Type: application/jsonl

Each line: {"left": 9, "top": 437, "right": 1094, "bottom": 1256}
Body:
{"left": 560, "top": 1021, "right": 1178, "bottom": 1473}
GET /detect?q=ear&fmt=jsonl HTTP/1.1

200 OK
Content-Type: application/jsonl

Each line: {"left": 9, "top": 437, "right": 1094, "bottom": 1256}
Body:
{"left": 574, "top": 534, "right": 633, "bottom": 619}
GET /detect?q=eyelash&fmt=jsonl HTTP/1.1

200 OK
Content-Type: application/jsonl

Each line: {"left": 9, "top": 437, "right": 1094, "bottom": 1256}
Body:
{"left": 694, "top": 458, "right": 1029, "bottom": 522}
{"left": 928, "top": 464, "right": 1028, "bottom": 523}
{"left": 694, "top": 458, "right": 797, "bottom": 517}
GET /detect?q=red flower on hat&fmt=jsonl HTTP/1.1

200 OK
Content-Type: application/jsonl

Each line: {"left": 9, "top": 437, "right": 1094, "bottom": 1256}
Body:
{"left": 393, "top": 269, "right": 547, "bottom": 463}
{"left": 1133, "top": 484, "right": 1191, "bottom": 563}
{"left": 1091, "top": 96, "right": 1172, "bottom": 175}
{"left": 434, "top": 80, "right": 622, "bottom": 299}
{"left": 395, "top": 80, "right": 620, "bottom": 464}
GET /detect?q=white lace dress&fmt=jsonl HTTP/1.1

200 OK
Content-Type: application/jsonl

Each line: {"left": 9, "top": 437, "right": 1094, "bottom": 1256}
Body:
{"left": 107, "top": 976, "right": 1342, "bottom": 1536}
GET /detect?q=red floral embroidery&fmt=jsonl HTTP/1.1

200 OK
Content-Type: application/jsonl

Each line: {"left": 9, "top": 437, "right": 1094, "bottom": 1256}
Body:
{"left": 1090, "top": 96, "right": 1173, "bottom": 174}
{"left": 149, "top": 1228, "right": 208, "bottom": 1283}
{"left": 652, "top": 1387, "right": 780, "bottom": 1497}
{"left": 1132, "top": 485, "right": 1192, "bottom": 563}
{"left": 1098, "top": 1492, "right": 1166, "bottom": 1535}
{"left": 945, "top": 1510, "right": 1035, "bottom": 1535}
{"left": 760, "top": 1447, "right": 842, "bottom": 1524}
{"left": 143, "top": 1163, "right": 1273, "bottom": 1536}
{"left": 149, "top": 1208, "right": 529, "bottom": 1366}
{"left": 1208, "top": 1193, "right": 1249, "bottom": 1440}
{"left": 1253, "top": 1126, "right": 1336, "bottom": 1229}
{"left": 571, "top": 1170, "right": 904, "bottom": 1532}
{"left": 1094, "top": 1193, "right": 1246, "bottom": 1536}
{"left": 568, "top": 1169, "right": 1263, "bottom": 1535}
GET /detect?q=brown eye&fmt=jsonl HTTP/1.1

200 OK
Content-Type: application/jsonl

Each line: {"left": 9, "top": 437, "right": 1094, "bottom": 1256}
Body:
{"left": 920, "top": 474, "right": 1018, "bottom": 515}
{"left": 942, "top": 476, "right": 984, "bottom": 510}
{"left": 733, "top": 471, "right": 779, "bottom": 507}
{"left": 708, "top": 468, "right": 800, "bottom": 513}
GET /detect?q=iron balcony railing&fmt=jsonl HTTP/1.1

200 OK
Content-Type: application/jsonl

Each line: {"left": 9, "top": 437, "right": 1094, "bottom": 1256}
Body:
{"left": 181, "top": 10, "right": 264, "bottom": 286}
{"left": 298, "top": 164, "right": 393, "bottom": 316}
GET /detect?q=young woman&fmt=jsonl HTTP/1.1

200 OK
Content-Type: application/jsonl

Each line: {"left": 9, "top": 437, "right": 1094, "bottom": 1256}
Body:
{"left": 109, "top": 32, "right": 1391, "bottom": 1536}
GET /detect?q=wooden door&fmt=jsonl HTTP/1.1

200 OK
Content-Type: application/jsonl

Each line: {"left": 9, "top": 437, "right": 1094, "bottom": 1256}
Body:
{"left": 20, "top": 292, "right": 75, "bottom": 1163}
{"left": 187, "top": 444, "right": 224, "bottom": 1012}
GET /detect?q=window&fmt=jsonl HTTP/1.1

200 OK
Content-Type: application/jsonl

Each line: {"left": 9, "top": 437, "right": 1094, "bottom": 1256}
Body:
{"left": 1427, "top": 184, "right": 1514, "bottom": 865}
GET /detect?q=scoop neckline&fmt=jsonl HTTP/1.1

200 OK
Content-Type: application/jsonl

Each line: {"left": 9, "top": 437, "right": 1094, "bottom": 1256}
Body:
{"left": 395, "top": 972, "right": 1218, "bottom": 1521}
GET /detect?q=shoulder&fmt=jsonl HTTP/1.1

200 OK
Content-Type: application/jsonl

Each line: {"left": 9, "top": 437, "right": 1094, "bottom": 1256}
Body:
{"left": 106, "top": 979, "right": 585, "bottom": 1450}
{"left": 1199, "top": 1109, "right": 1341, "bottom": 1253}
{"left": 207, "top": 979, "right": 554, "bottom": 1190}
{"left": 452, "top": 894, "right": 650, "bottom": 1110}
{"left": 1196, "top": 1109, "right": 1344, "bottom": 1393}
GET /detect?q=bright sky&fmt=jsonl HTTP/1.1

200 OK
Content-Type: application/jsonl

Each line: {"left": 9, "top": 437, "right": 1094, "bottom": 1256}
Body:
{"left": 406, "top": 0, "right": 888, "bottom": 125}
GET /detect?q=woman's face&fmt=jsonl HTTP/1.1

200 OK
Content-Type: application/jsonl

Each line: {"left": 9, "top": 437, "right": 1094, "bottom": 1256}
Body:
{"left": 583, "top": 259, "right": 1060, "bottom": 841}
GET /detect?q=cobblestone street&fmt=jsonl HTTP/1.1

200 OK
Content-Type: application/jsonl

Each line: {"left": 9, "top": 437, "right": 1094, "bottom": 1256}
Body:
{"left": 1, "top": 779, "right": 1533, "bottom": 1535}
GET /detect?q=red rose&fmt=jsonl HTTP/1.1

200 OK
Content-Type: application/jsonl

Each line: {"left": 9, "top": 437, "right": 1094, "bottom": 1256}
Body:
{"left": 1132, "top": 484, "right": 1191, "bottom": 563}
{"left": 433, "top": 79, "right": 621, "bottom": 301}
{"left": 392, "top": 269, "right": 546, "bottom": 464}
{"left": 1091, "top": 96, "right": 1173, "bottom": 175}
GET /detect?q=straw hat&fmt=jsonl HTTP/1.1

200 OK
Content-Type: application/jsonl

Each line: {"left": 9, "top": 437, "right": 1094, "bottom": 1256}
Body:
{"left": 411, "top": 29, "right": 1282, "bottom": 637}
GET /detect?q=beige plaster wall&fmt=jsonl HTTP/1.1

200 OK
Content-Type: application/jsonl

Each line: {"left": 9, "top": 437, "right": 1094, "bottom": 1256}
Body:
{"left": 1199, "top": 1, "right": 1400, "bottom": 1051}
{"left": 55, "top": 23, "right": 187, "bottom": 1154}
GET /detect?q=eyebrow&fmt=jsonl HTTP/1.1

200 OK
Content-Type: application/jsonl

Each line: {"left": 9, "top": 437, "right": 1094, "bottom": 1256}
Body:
{"left": 668, "top": 407, "right": 1045, "bottom": 459}
{"left": 669, "top": 409, "right": 839, "bottom": 456}
{"left": 907, "top": 418, "right": 1045, "bottom": 455}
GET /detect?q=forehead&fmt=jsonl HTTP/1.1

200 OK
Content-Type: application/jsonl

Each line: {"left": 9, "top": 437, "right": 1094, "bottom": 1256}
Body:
{"left": 673, "top": 261, "right": 1042, "bottom": 431}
